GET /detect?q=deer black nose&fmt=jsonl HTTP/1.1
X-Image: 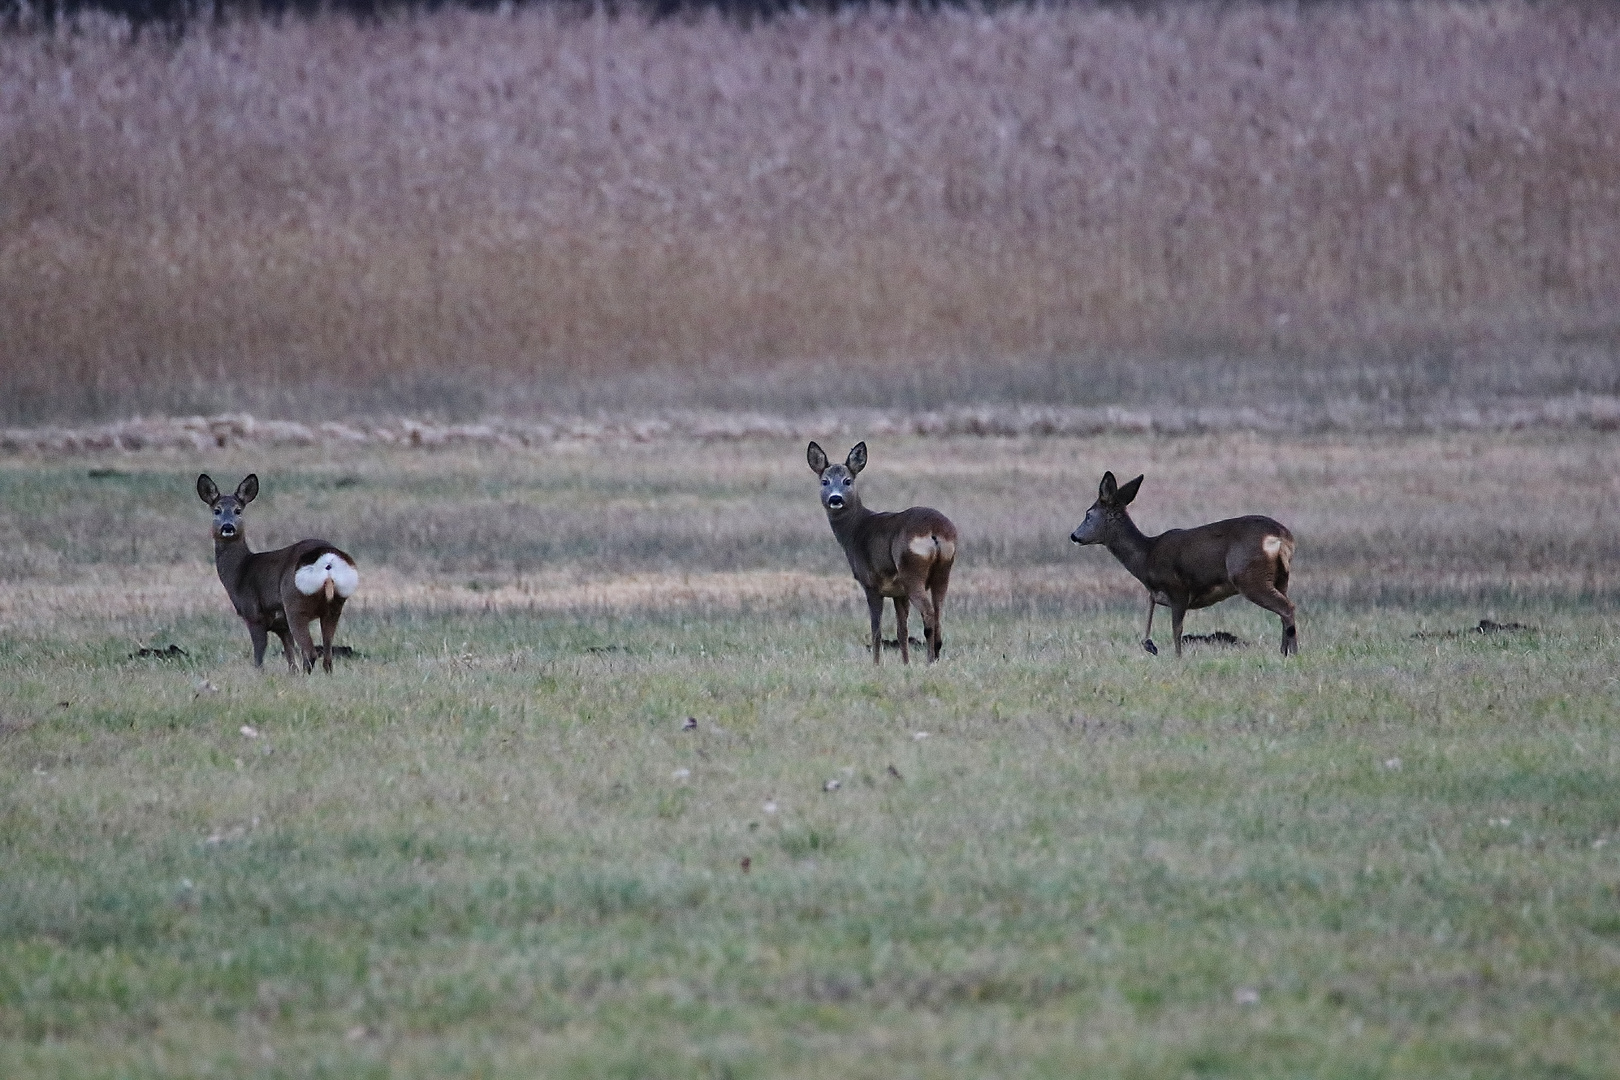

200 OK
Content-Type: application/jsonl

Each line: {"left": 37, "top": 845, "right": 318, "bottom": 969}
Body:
{"left": 219, "top": 523, "right": 236, "bottom": 537}
{"left": 827, "top": 494, "right": 845, "bottom": 509}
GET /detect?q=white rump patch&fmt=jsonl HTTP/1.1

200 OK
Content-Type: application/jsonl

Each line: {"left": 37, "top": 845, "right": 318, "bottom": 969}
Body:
{"left": 1262, "top": 536, "right": 1283, "bottom": 556}
{"left": 295, "top": 552, "right": 359, "bottom": 598}
{"left": 908, "top": 535, "right": 937, "bottom": 558}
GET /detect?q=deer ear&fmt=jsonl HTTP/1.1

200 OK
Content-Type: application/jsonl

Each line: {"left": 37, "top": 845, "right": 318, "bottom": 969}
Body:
{"left": 197, "top": 474, "right": 220, "bottom": 504}
{"left": 1099, "top": 471, "right": 1118, "bottom": 503}
{"left": 1115, "top": 474, "right": 1144, "bottom": 507}
{"left": 845, "top": 441, "right": 867, "bottom": 476}
{"left": 807, "top": 442, "right": 829, "bottom": 476}
{"left": 236, "top": 474, "right": 259, "bottom": 504}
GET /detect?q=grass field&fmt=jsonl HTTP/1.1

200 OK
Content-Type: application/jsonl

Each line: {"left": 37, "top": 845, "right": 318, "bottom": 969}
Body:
{"left": 2, "top": 430, "right": 1618, "bottom": 1077}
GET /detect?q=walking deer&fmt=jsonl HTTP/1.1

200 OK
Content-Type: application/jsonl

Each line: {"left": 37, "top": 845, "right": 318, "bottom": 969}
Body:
{"left": 1070, "top": 471, "right": 1298, "bottom": 657}
{"left": 197, "top": 474, "right": 359, "bottom": 673}
{"left": 807, "top": 441, "right": 957, "bottom": 664}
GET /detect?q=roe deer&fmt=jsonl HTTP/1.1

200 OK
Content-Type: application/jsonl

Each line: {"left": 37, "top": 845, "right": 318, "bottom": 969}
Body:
{"left": 197, "top": 474, "right": 359, "bottom": 673}
{"left": 1070, "top": 471, "right": 1297, "bottom": 657}
{"left": 807, "top": 441, "right": 957, "bottom": 665}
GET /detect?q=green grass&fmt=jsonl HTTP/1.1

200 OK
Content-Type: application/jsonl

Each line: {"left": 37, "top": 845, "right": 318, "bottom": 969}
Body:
{"left": 1, "top": 433, "right": 1618, "bottom": 1076}
{"left": 1, "top": 603, "right": 1617, "bottom": 1078}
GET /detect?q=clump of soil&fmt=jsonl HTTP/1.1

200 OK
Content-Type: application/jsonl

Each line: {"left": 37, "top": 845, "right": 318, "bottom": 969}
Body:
{"left": 314, "top": 645, "right": 361, "bottom": 659}
{"left": 1412, "top": 619, "right": 1538, "bottom": 641}
{"left": 131, "top": 644, "right": 188, "bottom": 659}
{"left": 1476, "top": 619, "right": 1535, "bottom": 634}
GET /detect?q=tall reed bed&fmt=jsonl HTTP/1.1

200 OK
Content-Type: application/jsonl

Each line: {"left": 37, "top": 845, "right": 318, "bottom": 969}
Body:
{"left": 3, "top": 1, "right": 1618, "bottom": 421}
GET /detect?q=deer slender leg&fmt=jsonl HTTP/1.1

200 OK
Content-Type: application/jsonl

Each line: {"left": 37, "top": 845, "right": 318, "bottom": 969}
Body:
{"left": 247, "top": 621, "right": 269, "bottom": 667}
{"left": 273, "top": 627, "right": 298, "bottom": 670}
{"left": 894, "top": 595, "right": 912, "bottom": 665}
{"left": 865, "top": 588, "right": 885, "bottom": 666}
{"left": 1170, "top": 601, "right": 1188, "bottom": 658}
{"left": 287, "top": 616, "right": 318, "bottom": 674}
{"left": 911, "top": 587, "right": 938, "bottom": 662}
{"left": 1274, "top": 571, "right": 1299, "bottom": 656}
{"left": 907, "top": 586, "right": 939, "bottom": 664}
{"left": 318, "top": 605, "right": 343, "bottom": 674}
{"left": 928, "top": 573, "right": 949, "bottom": 660}
{"left": 276, "top": 627, "right": 298, "bottom": 671}
{"left": 1237, "top": 576, "right": 1298, "bottom": 656}
{"left": 1142, "top": 595, "right": 1159, "bottom": 655}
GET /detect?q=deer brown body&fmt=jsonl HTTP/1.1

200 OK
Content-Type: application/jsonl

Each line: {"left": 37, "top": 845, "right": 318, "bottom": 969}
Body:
{"left": 808, "top": 441, "right": 957, "bottom": 664}
{"left": 197, "top": 474, "right": 359, "bottom": 673}
{"left": 1071, "top": 471, "right": 1297, "bottom": 657}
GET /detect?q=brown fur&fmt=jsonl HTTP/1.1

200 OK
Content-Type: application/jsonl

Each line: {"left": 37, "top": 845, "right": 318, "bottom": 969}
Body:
{"left": 197, "top": 473, "right": 357, "bottom": 673}
{"left": 1071, "top": 471, "right": 1298, "bottom": 657}
{"left": 808, "top": 442, "right": 958, "bottom": 665}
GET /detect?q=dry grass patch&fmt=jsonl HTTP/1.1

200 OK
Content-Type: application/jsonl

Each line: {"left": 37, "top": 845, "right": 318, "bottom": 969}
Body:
{"left": 3, "top": 429, "right": 1618, "bottom": 623}
{"left": 0, "top": 562, "right": 1142, "bottom": 634}
{"left": 3, "top": 1, "right": 1620, "bottom": 420}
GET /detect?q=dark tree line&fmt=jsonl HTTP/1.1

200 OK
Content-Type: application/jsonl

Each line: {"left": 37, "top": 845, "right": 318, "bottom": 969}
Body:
{"left": 1, "top": 0, "right": 1266, "bottom": 34}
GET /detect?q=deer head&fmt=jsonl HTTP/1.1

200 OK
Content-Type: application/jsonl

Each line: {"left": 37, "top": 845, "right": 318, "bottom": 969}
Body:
{"left": 1069, "top": 470, "right": 1143, "bottom": 545}
{"left": 197, "top": 473, "right": 259, "bottom": 544}
{"left": 807, "top": 441, "right": 867, "bottom": 515}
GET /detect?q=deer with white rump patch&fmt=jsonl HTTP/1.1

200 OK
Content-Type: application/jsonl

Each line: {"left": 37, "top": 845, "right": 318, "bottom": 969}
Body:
{"left": 807, "top": 441, "right": 957, "bottom": 665}
{"left": 197, "top": 474, "right": 359, "bottom": 673}
{"left": 1070, "top": 471, "right": 1298, "bottom": 657}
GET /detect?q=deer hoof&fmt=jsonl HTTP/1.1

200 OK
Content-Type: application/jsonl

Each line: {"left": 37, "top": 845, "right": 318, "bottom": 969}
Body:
{"left": 1142, "top": 639, "right": 1158, "bottom": 656}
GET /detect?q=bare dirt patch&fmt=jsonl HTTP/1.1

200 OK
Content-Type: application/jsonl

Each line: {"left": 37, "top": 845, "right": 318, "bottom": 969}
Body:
{"left": 1412, "top": 619, "right": 1541, "bottom": 641}
{"left": 130, "top": 644, "right": 188, "bottom": 659}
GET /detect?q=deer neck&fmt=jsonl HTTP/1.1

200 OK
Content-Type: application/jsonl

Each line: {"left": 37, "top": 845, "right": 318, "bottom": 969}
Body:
{"left": 213, "top": 533, "right": 254, "bottom": 590}
{"left": 1104, "top": 513, "right": 1158, "bottom": 584}
{"left": 825, "top": 494, "right": 874, "bottom": 545}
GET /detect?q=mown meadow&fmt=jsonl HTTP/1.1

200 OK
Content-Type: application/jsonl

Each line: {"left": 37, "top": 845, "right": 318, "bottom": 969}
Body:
{"left": 1, "top": 431, "right": 1617, "bottom": 1077}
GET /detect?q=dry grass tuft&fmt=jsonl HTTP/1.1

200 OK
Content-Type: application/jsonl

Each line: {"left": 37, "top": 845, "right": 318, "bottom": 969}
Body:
{"left": 3, "top": 430, "right": 1617, "bottom": 637}
{"left": 4, "top": 392, "right": 1620, "bottom": 456}
{"left": 4, "top": 1, "right": 1620, "bottom": 421}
